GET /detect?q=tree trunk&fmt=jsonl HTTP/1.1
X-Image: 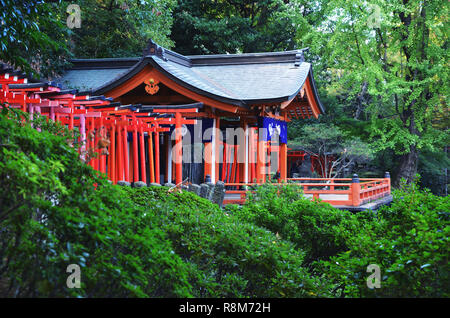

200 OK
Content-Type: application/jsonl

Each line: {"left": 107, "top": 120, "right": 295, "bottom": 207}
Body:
{"left": 395, "top": 144, "right": 419, "bottom": 186}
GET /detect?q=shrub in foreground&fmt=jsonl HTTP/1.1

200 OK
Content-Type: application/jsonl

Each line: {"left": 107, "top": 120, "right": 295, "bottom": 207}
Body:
{"left": 225, "top": 181, "right": 449, "bottom": 297}
{"left": 0, "top": 108, "right": 192, "bottom": 297}
{"left": 226, "top": 183, "right": 361, "bottom": 264}
{"left": 123, "top": 186, "right": 333, "bottom": 297}
{"left": 321, "top": 181, "right": 449, "bottom": 297}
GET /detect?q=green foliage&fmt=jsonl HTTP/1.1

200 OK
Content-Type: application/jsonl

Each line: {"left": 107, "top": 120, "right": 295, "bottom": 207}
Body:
{"left": 0, "top": 107, "right": 192, "bottom": 297}
{"left": 0, "top": 0, "right": 176, "bottom": 77}
{"left": 290, "top": 123, "right": 374, "bottom": 178}
{"left": 303, "top": 0, "right": 449, "bottom": 184}
{"left": 123, "top": 186, "right": 332, "bottom": 297}
{"left": 171, "top": 0, "right": 308, "bottom": 54}
{"left": 321, "top": 180, "right": 450, "bottom": 297}
{"left": 226, "top": 183, "right": 361, "bottom": 265}
{"left": 226, "top": 181, "right": 449, "bottom": 297}
{"left": 0, "top": 0, "right": 71, "bottom": 78}
{"left": 0, "top": 107, "right": 447, "bottom": 298}
{"left": 61, "top": 0, "right": 176, "bottom": 58}
{"left": 418, "top": 150, "right": 450, "bottom": 196}
{"left": 0, "top": 107, "right": 331, "bottom": 297}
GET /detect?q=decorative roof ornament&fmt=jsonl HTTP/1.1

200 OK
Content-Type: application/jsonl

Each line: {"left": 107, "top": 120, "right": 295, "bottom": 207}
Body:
{"left": 143, "top": 39, "right": 168, "bottom": 61}
{"left": 294, "top": 47, "right": 309, "bottom": 67}
{"left": 144, "top": 78, "right": 160, "bottom": 95}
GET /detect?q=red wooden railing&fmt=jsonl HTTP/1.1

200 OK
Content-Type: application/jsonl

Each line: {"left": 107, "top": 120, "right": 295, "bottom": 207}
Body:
{"left": 223, "top": 174, "right": 391, "bottom": 207}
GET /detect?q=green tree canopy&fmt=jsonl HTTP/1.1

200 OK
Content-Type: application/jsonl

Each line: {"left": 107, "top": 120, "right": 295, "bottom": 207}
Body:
{"left": 61, "top": 0, "right": 176, "bottom": 58}
{"left": 300, "top": 0, "right": 449, "bottom": 185}
{"left": 290, "top": 123, "right": 373, "bottom": 178}
{"left": 0, "top": 0, "right": 70, "bottom": 78}
{"left": 171, "top": 0, "right": 314, "bottom": 54}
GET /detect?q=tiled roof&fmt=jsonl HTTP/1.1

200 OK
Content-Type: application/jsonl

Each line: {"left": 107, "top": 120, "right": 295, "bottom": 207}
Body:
{"left": 55, "top": 41, "right": 324, "bottom": 111}
{"left": 55, "top": 68, "right": 129, "bottom": 92}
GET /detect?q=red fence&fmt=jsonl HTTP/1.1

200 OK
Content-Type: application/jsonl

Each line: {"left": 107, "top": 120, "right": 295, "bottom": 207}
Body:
{"left": 223, "top": 174, "right": 391, "bottom": 207}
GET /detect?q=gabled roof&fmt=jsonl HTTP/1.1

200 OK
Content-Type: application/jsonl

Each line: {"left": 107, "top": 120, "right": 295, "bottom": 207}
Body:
{"left": 55, "top": 40, "right": 324, "bottom": 112}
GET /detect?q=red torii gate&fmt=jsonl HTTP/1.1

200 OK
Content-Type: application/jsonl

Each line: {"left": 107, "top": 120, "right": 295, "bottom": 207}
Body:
{"left": 0, "top": 71, "right": 201, "bottom": 187}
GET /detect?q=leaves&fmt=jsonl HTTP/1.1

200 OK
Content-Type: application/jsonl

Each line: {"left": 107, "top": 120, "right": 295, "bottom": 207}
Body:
{"left": 290, "top": 123, "right": 374, "bottom": 178}
{"left": 0, "top": 107, "right": 192, "bottom": 297}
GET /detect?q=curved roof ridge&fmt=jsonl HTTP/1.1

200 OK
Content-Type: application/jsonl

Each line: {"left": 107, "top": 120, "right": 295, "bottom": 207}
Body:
{"left": 55, "top": 40, "right": 324, "bottom": 112}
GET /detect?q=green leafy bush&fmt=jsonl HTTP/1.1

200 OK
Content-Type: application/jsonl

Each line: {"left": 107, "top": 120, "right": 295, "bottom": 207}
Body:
{"left": 123, "top": 186, "right": 332, "bottom": 297}
{"left": 226, "top": 183, "right": 361, "bottom": 264}
{"left": 0, "top": 108, "right": 192, "bottom": 297}
{"left": 0, "top": 108, "right": 330, "bottom": 298}
{"left": 320, "top": 180, "right": 450, "bottom": 297}
{"left": 2, "top": 107, "right": 447, "bottom": 298}
{"left": 226, "top": 182, "right": 449, "bottom": 297}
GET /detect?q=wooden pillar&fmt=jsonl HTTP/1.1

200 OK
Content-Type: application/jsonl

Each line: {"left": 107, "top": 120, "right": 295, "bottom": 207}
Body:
{"left": 154, "top": 128, "right": 160, "bottom": 184}
{"left": 133, "top": 124, "right": 139, "bottom": 182}
{"left": 117, "top": 125, "right": 123, "bottom": 181}
{"left": 238, "top": 121, "right": 247, "bottom": 184}
{"left": 110, "top": 125, "right": 116, "bottom": 183}
{"left": 89, "top": 117, "right": 95, "bottom": 169}
{"left": 249, "top": 127, "right": 256, "bottom": 182}
{"left": 256, "top": 128, "right": 265, "bottom": 183}
{"left": 231, "top": 145, "right": 238, "bottom": 183}
{"left": 140, "top": 126, "right": 146, "bottom": 183}
{"left": 280, "top": 112, "right": 287, "bottom": 182}
{"left": 69, "top": 100, "right": 74, "bottom": 130}
{"left": 80, "top": 115, "right": 86, "bottom": 160}
{"left": 22, "top": 94, "right": 26, "bottom": 112}
{"left": 351, "top": 174, "right": 361, "bottom": 206}
{"left": 214, "top": 117, "right": 220, "bottom": 183}
{"left": 175, "top": 112, "right": 183, "bottom": 185}
{"left": 148, "top": 130, "right": 155, "bottom": 183}
{"left": 267, "top": 141, "right": 271, "bottom": 181}
{"left": 280, "top": 142, "right": 287, "bottom": 182}
{"left": 107, "top": 125, "right": 112, "bottom": 180}
{"left": 204, "top": 141, "right": 212, "bottom": 180}
{"left": 100, "top": 117, "right": 106, "bottom": 174}
{"left": 167, "top": 134, "right": 172, "bottom": 183}
{"left": 244, "top": 123, "right": 249, "bottom": 184}
{"left": 222, "top": 143, "right": 228, "bottom": 181}
{"left": 122, "top": 120, "right": 129, "bottom": 182}
{"left": 129, "top": 138, "right": 134, "bottom": 182}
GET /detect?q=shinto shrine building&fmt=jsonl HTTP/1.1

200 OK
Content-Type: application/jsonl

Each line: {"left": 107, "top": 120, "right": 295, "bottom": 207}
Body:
{"left": 57, "top": 40, "right": 324, "bottom": 186}
{"left": 0, "top": 40, "right": 392, "bottom": 208}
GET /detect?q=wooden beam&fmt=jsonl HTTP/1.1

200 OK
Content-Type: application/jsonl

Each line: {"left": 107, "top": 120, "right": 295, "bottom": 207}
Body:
{"left": 214, "top": 116, "right": 220, "bottom": 182}
{"left": 101, "top": 65, "right": 244, "bottom": 114}
{"left": 122, "top": 119, "right": 129, "bottom": 182}
{"left": 148, "top": 131, "right": 155, "bottom": 183}
{"left": 175, "top": 111, "right": 182, "bottom": 185}
{"left": 140, "top": 126, "right": 146, "bottom": 183}
{"left": 110, "top": 125, "right": 116, "bottom": 183}
{"left": 280, "top": 112, "right": 288, "bottom": 182}
{"left": 154, "top": 128, "right": 160, "bottom": 184}
{"left": 304, "top": 76, "right": 321, "bottom": 119}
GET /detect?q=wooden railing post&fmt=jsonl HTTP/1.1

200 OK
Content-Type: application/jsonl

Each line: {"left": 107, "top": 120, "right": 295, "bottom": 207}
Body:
{"left": 351, "top": 173, "right": 361, "bottom": 206}
{"left": 385, "top": 171, "right": 391, "bottom": 194}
